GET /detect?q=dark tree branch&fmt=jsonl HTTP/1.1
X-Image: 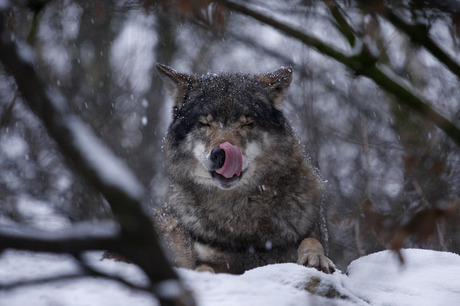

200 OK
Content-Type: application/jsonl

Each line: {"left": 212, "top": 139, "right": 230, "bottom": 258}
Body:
{"left": 363, "top": 2, "right": 460, "bottom": 81}
{"left": 76, "top": 255, "right": 152, "bottom": 292}
{"left": 0, "top": 222, "right": 120, "bottom": 254}
{"left": 1, "top": 263, "right": 149, "bottom": 293}
{"left": 324, "top": 0, "right": 357, "bottom": 47}
{"left": 0, "top": 248, "right": 154, "bottom": 297}
{"left": 0, "top": 5, "right": 195, "bottom": 306}
{"left": 0, "top": 91, "right": 18, "bottom": 129}
{"left": 221, "top": 0, "right": 352, "bottom": 65}
{"left": 0, "top": 274, "right": 92, "bottom": 291}
{"left": 221, "top": 0, "right": 460, "bottom": 146}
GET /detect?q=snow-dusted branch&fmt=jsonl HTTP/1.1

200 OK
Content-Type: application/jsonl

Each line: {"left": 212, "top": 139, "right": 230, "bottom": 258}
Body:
{"left": 221, "top": 0, "right": 460, "bottom": 146}
{"left": 0, "top": 5, "right": 194, "bottom": 306}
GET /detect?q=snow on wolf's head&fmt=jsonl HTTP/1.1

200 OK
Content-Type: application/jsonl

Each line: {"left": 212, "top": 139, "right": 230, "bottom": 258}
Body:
{"left": 157, "top": 63, "right": 306, "bottom": 191}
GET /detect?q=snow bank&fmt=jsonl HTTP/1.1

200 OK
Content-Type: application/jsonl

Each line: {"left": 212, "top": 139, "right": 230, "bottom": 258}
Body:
{"left": 344, "top": 249, "right": 460, "bottom": 306}
{"left": 0, "top": 248, "right": 459, "bottom": 306}
{"left": 0, "top": 251, "right": 157, "bottom": 306}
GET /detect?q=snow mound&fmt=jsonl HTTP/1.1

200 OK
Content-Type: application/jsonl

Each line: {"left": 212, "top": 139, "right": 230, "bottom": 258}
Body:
{"left": 0, "top": 248, "right": 459, "bottom": 306}
{"left": 344, "top": 248, "right": 460, "bottom": 306}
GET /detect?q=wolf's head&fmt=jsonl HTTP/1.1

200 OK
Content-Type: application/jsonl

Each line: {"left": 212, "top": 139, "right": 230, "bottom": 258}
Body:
{"left": 157, "top": 63, "right": 297, "bottom": 191}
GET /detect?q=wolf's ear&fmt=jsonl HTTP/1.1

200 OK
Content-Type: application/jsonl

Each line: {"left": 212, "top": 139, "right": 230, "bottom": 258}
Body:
{"left": 156, "top": 63, "right": 196, "bottom": 109}
{"left": 256, "top": 67, "right": 293, "bottom": 106}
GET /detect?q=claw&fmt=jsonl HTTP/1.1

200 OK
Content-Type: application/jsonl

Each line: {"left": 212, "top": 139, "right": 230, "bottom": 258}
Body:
{"left": 297, "top": 238, "right": 335, "bottom": 274}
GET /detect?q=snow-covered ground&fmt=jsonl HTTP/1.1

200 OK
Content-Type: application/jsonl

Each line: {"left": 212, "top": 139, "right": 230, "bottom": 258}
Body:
{"left": 0, "top": 248, "right": 459, "bottom": 306}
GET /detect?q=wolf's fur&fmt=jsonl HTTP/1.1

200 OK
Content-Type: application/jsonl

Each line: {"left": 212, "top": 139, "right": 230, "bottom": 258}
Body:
{"left": 155, "top": 63, "right": 334, "bottom": 274}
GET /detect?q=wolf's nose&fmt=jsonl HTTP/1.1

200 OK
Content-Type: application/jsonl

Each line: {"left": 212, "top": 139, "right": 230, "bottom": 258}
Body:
{"left": 211, "top": 146, "right": 226, "bottom": 169}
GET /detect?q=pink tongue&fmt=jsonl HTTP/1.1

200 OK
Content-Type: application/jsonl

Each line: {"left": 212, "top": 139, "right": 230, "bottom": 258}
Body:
{"left": 215, "top": 142, "right": 243, "bottom": 179}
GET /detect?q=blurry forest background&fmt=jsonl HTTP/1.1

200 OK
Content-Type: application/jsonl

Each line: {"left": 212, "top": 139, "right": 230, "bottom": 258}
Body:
{"left": 1, "top": 0, "right": 460, "bottom": 274}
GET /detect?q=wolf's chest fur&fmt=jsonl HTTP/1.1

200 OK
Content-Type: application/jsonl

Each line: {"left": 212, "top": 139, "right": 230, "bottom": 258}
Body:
{"left": 170, "top": 179, "right": 319, "bottom": 253}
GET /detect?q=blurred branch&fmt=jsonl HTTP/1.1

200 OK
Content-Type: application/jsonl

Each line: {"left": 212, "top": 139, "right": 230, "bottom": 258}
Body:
{"left": 354, "top": 220, "right": 366, "bottom": 256}
{"left": 368, "top": 3, "right": 460, "bottom": 81}
{"left": 0, "top": 91, "right": 18, "bottom": 129}
{"left": 1, "top": 260, "right": 149, "bottom": 293}
{"left": 0, "top": 4, "right": 194, "bottom": 306}
{"left": 0, "top": 234, "right": 114, "bottom": 255}
{"left": 324, "top": 0, "right": 356, "bottom": 47}
{"left": 26, "top": 9, "right": 40, "bottom": 46}
{"left": 221, "top": 0, "right": 460, "bottom": 146}
{"left": 319, "top": 123, "right": 405, "bottom": 151}
{"left": 361, "top": 119, "right": 372, "bottom": 199}
{"left": 0, "top": 222, "right": 119, "bottom": 254}
{"left": 221, "top": 0, "right": 351, "bottom": 64}
{"left": 0, "top": 274, "right": 91, "bottom": 291}
{"left": 76, "top": 254, "right": 151, "bottom": 292}
{"left": 390, "top": 201, "right": 459, "bottom": 251}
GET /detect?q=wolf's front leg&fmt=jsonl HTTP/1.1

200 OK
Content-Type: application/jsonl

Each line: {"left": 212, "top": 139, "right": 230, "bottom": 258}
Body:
{"left": 297, "top": 238, "right": 335, "bottom": 274}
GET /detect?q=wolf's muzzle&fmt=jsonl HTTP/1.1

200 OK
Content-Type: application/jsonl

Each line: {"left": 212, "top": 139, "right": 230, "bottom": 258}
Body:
{"left": 210, "top": 142, "right": 243, "bottom": 179}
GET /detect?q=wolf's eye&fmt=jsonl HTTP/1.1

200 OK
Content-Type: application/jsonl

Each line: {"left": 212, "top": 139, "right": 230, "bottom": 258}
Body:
{"left": 197, "top": 121, "right": 210, "bottom": 128}
{"left": 242, "top": 121, "right": 255, "bottom": 129}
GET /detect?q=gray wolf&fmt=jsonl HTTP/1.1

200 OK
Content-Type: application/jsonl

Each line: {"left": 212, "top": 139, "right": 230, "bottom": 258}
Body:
{"left": 155, "top": 63, "right": 335, "bottom": 274}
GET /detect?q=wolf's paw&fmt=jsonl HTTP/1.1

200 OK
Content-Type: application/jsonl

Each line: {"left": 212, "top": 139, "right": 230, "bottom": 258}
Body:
{"left": 195, "top": 265, "right": 216, "bottom": 273}
{"left": 296, "top": 238, "right": 335, "bottom": 274}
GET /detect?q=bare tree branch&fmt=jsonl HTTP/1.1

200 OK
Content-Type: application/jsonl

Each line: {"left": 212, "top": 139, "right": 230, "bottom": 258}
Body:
{"left": 1, "top": 261, "right": 149, "bottom": 294}
{"left": 324, "top": 0, "right": 357, "bottom": 47}
{"left": 0, "top": 91, "right": 18, "bottom": 129}
{"left": 76, "top": 255, "right": 152, "bottom": 292}
{"left": 0, "top": 222, "right": 120, "bottom": 254}
{"left": 221, "top": 0, "right": 460, "bottom": 146}
{"left": 363, "top": 2, "right": 460, "bottom": 81}
{"left": 0, "top": 274, "right": 91, "bottom": 291}
{"left": 221, "top": 0, "right": 352, "bottom": 64}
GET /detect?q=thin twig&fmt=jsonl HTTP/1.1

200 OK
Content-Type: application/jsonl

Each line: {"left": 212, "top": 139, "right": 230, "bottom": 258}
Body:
{"left": 0, "top": 90, "right": 19, "bottom": 129}
{"left": 411, "top": 179, "right": 447, "bottom": 251}
{"left": 76, "top": 254, "right": 151, "bottom": 292}
{"left": 0, "top": 265, "right": 151, "bottom": 294}
{"left": 379, "top": 6, "right": 460, "bottom": 80}
{"left": 0, "top": 224, "right": 120, "bottom": 255}
{"left": 356, "top": 119, "right": 372, "bottom": 257}
{"left": 354, "top": 220, "right": 366, "bottom": 256}
{"left": 361, "top": 119, "right": 372, "bottom": 199}
{"left": 323, "top": 0, "right": 356, "bottom": 47}
{"left": 0, "top": 274, "right": 90, "bottom": 291}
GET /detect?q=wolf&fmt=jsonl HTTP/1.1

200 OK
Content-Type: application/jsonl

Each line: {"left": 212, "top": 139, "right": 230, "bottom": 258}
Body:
{"left": 155, "top": 63, "right": 335, "bottom": 274}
